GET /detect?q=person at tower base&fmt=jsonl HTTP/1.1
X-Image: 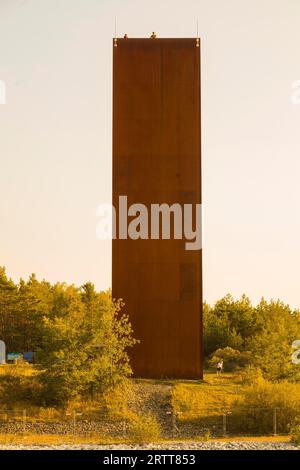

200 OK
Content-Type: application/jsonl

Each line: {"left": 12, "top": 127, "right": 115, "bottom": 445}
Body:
{"left": 217, "top": 360, "right": 224, "bottom": 374}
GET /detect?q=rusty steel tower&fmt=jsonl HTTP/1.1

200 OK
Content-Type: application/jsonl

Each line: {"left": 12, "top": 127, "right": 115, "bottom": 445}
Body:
{"left": 112, "top": 36, "right": 202, "bottom": 379}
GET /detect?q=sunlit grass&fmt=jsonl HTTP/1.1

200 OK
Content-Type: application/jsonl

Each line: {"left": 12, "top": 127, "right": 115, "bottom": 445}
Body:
{"left": 0, "top": 433, "right": 126, "bottom": 446}
{"left": 0, "top": 433, "right": 292, "bottom": 446}
{"left": 171, "top": 372, "right": 243, "bottom": 420}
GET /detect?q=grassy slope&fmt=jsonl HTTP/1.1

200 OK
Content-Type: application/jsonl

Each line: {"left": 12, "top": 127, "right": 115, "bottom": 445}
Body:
{"left": 133, "top": 372, "right": 243, "bottom": 421}
{"left": 0, "top": 371, "right": 291, "bottom": 444}
{"left": 171, "top": 372, "right": 243, "bottom": 419}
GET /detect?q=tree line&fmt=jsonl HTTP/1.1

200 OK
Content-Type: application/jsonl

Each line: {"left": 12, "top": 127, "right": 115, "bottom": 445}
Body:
{"left": 1, "top": 265, "right": 300, "bottom": 404}
{"left": 204, "top": 294, "right": 300, "bottom": 380}
{"left": 0, "top": 267, "right": 137, "bottom": 404}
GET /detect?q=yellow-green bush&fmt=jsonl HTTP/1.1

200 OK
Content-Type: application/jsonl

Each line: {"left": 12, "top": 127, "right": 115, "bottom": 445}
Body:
{"left": 231, "top": 377, "right": 300, "bottom": 434}
{"left": 0, "top": 361, "right": 35, "bottom": 378}
{"left": 102, "top": 379, "right": 135, "bottom": 421}
{"left": 236, "top": 365, "right": 263, "bottom": 384}
{"left": 289, "top": 420, "right": 300, "bottom": 445}
{"left": 209, "top": 347, "right": 251, "bottom": 372}
{"left": 171, "top": 374, "right": 300, "bottom": 436}
{"left": 38, "top": 407, "right": 61, "bottom": 421}
{"left": 0, "top": 363, "right": 43, "bottom": 405}
{"left": 129, "top": 414, "right": 161, "bottom": 443}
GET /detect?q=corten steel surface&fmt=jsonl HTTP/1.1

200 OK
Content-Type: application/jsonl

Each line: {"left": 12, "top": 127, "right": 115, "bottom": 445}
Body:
{"left": 112, "top": 38, "right": 202, "bottom": 379}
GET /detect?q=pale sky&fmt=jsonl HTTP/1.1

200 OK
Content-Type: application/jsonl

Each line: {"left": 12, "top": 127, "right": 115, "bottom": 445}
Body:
{"left": 0, "top": 0, "right": 300, "bottom": 307}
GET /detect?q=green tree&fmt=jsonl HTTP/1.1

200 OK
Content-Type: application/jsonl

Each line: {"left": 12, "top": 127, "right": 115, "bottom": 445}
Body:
{"left": 37, "top": 287, "right": 137, "bottom": 404}
{"left": 0, "top": 267, "right": 19, "bottom": 349}
{"left": 246, "top": 299, "right": 300, "bottom": 380}
{"left": 203, "top": 295, "right": 254, "bottom": 356}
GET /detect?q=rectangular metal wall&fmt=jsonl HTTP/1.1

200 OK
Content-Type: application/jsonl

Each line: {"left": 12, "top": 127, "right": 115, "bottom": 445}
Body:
{"left": 112, "top": 38, "right": 202, "bottom": 379}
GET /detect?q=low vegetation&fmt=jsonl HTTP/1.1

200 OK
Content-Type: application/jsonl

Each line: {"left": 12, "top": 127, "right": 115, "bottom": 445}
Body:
{"left": 1, "top": 266, "right": 300, "bottom": 443}
{"left": 129, "top": 414, "right": 161, "bottom": 443}
{"left": 0, "top": 372, "right": 298, "bottom": 443}
{"left": 0, "top": 267, "right": 137, "bottom": 406}
{"left": 204, "top": 294, "right": 300, "bottom": 381}
{"left": 231, "top": 376, "right": 300, "bottom": 434}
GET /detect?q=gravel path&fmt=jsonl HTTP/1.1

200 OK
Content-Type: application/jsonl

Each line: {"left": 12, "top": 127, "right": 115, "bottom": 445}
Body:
{"left": 0, "top": 441, "right": 298, "bottom": 450}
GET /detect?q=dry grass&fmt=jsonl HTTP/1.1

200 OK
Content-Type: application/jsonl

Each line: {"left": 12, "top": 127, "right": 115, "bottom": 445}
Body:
{"left": 0, "top": 363, "right": 37, "bottom": 376}
{"left": 212, "top": 435, "right": 291, "bottom": 442}
{"left": 0, "top": 433, "right": 125, "bottom": 446}
{"left": 0, "top": 370, "right": 297, "bottom": 443}
{"left": 171, "top": 372, "right": 243, "bottom": 420}
{"left": 0, "top": 433, "right": 291, "bottom": 446}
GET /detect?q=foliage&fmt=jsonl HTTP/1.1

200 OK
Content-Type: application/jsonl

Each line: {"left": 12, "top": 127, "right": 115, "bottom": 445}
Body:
{"left": 37, "top": 285, "right": 137, "bottom": 405}
{"left": 129, "top": 414, "right": 161, "bottom": 443}
{"left": 203, "top": 295, "right": 253, "bottom": 356}
{"left": 0, "top": 268, "right": 137, "bottom": 405}
{"left": 204, "top": 294, "right": 300, "bottom": 381}
{"left": 171, "top": 373, "right": 300, "bottom": 437}
{"left": 209, "top": 347, "right": 251, "bottom": 372}
{"left": 231, "top": 377, "right": 300, "bottom": 434}
{"left": 0, "top": 268, "right": 53, "bottom": 352}
{"left": 38, "top": 407, "right": 61, "bottom": 421}
{"left": 289, "top": 419, "right": 300, "bottom": 446}
{"left": 0, "top": 362, "right": 42, "bottom": 404}
{"left": 245, "top": 299, "right": 300, "bottom": 380}
{"left": 2, "top": 262, "right": 300, "bottom": 408}
{"left": 102, "top": 379, "right": 135, "bottom": 421}
{"left": 236, "top": 365, "right": 264, "bottom": 384}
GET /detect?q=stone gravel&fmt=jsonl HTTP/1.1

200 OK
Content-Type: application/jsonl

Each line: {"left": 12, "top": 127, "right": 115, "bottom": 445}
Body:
{"left": 0, "top": 441, "right": 298, "bottom": 450}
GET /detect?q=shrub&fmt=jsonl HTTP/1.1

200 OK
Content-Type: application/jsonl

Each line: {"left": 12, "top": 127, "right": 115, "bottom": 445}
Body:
{"left": 102, "top": 379, "right": 134, "bottom": 421}
{"left": 209, "top": 347, "right": 251, "bottom": 372}
{"left": 38, "top": 407, "right": 61, "bottom": 421}
{"left": 290, "top": 420, "right": 300, "bottom": 446}
{"left": 0, "top": 363, "right": 43, "bottom": 405}
{"left": 129, "top": 414, "right": 161, "bottom": 443}
{"left": 37, "top": 291, "right": 137, "bottom": 406}
{"left": 231, "top": 377, "right": 300, "bottom": 434}
{"left": 236, "top": 365, "right": 263, "bottom": 384}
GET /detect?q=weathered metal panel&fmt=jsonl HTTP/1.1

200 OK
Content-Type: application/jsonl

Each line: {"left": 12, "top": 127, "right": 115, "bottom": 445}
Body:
{"left": 112, "top": 38, "right": 202, "bottom": 378}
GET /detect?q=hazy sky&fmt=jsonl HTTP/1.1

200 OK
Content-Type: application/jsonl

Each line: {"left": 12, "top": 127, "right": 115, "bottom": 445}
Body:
{"left": 0, "top": 0, "right": 300, "bottom": 307}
